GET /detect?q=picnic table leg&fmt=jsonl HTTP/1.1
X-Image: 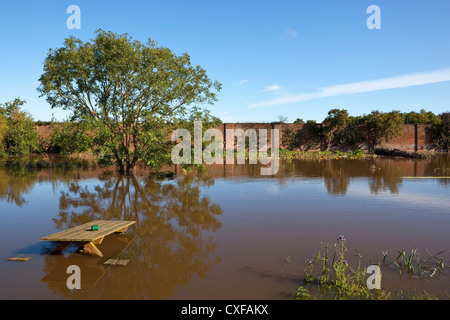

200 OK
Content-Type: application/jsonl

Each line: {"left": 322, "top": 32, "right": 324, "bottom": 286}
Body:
{"left": 93, "top": 237, "right": 104, "bottom": 245}
{"left": 80, "top": 242, "right": 103, "bottom": 257}
{"left": 115, "top": 226, "right": 129, "bottom": 234}
{"left": 51, "top": 241, "right": 72, "bottom": 254}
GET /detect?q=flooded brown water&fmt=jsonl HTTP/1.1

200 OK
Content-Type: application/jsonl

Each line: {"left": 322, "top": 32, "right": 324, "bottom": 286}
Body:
{"left": 0, "top": 155, "right": 449, "bottom": 300}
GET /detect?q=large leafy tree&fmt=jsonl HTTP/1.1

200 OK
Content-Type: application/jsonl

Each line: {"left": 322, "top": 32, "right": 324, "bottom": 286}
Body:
{"left": 38, "top": 30, "right": 221, "bottom": 174}
{"left": 322, "top": 108, "right": 350, "bottom": 150}
{"left": 363, "top": 110, "right": 404, "bottom": 152}
{"left": 432, "top": 112, "right": 450, "bottom": 153}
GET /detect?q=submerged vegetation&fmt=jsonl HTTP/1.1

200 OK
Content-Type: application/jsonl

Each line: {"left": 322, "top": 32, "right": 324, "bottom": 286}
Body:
{"left": 297, "top": 235, "right": 379, "bottom": 300}
{"left": 0, "top": 155, "right": 96, "bottom": 175}
{"left": 278, "top": 148, "right": 375, "bottom": 160}
{"left": 295, "top": 235, "right": 449, "bottom": 300}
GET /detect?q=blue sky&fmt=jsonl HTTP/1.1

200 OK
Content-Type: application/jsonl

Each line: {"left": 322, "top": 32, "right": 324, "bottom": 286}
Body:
{"left": 1, "top": 0, "right": 449, "bottom": 123}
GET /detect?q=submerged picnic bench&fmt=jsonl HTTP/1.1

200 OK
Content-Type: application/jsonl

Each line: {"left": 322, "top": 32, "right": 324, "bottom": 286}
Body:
{"left": 40, "top": 220, "right": 136, "bottom": 257}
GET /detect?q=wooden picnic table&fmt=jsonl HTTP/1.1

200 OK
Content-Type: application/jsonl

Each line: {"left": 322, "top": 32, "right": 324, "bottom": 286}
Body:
{"left": 41, "top": 233, "right": 136, "bottom": 286}
{"left": 40, "top": 220, "right": 136, "bottom": 257}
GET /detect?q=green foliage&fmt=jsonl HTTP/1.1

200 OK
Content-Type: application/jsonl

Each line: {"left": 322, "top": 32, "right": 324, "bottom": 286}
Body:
{"left": 322, "top": 109, "right": 350, "bottom": 150}
{"left": 0, "top": 114, "right": 7, "bottom": 156}
{"left": 303, "top": 124, "right": 322, "bottom": 150}
{"left": 363, "top": 110, "right": 404, "bottom": 152}
{"left": 333, "top": 119, "right": 366, "bottom": 150}
{"left": 318, "top": 109, "right": 404, "bottom": 152}
{"left": 282, "top": 124, "right": 323, "bottom": 151}
{"left": 35, "top": 120, "right": 53, "bottom": 126}
{"left": 382, "top": 246, "right": 450, "bottom": 279}
{"left": 432, "top": 112, "right": 450, "bottom": 152}
{"left": 293, "top": 118, "right": 304, "bottom": 124}
{"left": 281, "top": 127, "right": 299, "bottom": 150}
{"left": 298, "top": 237, "right": 446, "bottom": 300}
{"left": 300, "top": 236, "right": 374, "bottom": 300}
{"left": 38, "top": 29, "right": 221, "bottom": 174}
{"left": 353, "top": 149, "right": 364, "bottom": 158}
{"left": 295, "top": 286, "right": 310, "bottom": 300}
{"left": 402, "top": 109, "right": 441, "bottom": 124}
{"left": 0, "top": 98, "right": 39, "bottom": 155}
{"left": 50, "top": 120, "right": 93, "bottom": 154}
{"left": 277, "top": 149, "right": 377, "bottom": 160}
{"left": 174, "top": 106, "right": 223, "bottom": 173}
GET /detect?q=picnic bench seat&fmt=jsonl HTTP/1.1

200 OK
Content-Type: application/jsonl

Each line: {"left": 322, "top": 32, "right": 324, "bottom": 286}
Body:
{"left": 40, "top": 220, "right": 136, "bottom": 257}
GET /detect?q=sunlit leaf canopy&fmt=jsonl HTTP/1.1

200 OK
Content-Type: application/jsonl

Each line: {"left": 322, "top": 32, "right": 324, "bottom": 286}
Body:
{"left": 38, "top": 29, "right": 221, "bottom": 121}
{"left": 38, "top": 29, "right": 222, "bottom": 174}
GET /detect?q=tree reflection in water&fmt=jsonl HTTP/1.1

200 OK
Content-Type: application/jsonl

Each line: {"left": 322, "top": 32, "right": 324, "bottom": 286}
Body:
{"left": 0, "top": 155, "right": 448, "bottom": 298}
{"left": 44, "top": 174, "right": 223, "bottom": 299}
{"left": 0, "top": 170, "right": 37, "bottom": 206}
{"left": 276, "top": 158, "right": 405, "bottom": 195}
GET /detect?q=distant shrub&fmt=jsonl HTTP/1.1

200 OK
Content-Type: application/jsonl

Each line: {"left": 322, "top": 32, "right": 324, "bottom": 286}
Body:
{"left": 0, "top": 98, "right": 39, "bottom": 155}
{"left": 432, "top": 112, "right": 450, "bottom": 152}
{"left": 50, "top": 121, "right": 93, "bottom": 154}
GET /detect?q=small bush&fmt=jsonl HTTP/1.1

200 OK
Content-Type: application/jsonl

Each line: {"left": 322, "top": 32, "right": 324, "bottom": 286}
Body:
{"left": 0, "top": 98, "right": 39, "bottom": 155}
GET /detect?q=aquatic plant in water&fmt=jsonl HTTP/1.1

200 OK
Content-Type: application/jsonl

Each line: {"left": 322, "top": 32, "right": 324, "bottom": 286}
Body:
{"left": 297, "top": 236, "right": 446, "bottom": 300}
{"left": 298, "top": 235, "right": 373, "bottom": 300}
{"left": 381, "top": 247, "right": 450, "bottom": 280}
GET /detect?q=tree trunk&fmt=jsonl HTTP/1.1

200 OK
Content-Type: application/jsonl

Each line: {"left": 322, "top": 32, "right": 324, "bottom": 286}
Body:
{"left": 116, "top": 160, "right": 125, "bottom": 175}
{"left": 125, "top": 161, "right": 134, "bottom": 175}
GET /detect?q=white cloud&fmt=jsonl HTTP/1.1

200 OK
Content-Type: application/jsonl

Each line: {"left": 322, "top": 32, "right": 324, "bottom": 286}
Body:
{"left": 261, "top": 85, "right": 283, "bottom": 93}
{"left": 285, "top": 27, "right": 298, "bottom": 39}
{"left": 239, "top": 79, "right": 249, "bottom": 85}
{"left": 249, "top": 68, "right": 450, "bottom": 108}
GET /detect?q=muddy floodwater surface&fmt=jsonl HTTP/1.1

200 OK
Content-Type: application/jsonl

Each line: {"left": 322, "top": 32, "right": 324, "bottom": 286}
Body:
{"left": 0, "top": 155, "right": 449, "bottom": 300}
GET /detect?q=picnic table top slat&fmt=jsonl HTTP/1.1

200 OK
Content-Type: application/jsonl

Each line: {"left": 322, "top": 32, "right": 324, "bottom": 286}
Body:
{"left": 39, "top": 220, "right": 136, "bottom": 242}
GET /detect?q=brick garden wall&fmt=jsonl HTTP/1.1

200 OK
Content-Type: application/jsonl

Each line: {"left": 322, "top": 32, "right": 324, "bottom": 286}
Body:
{"left": 36, "top": 123, "right": 436, "bottom": 153}
{"left": 218, "top": 123, "right": 435, "bottom": 152}
{"left": 377, "top": 124, "right": 434, "bottom": 151}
